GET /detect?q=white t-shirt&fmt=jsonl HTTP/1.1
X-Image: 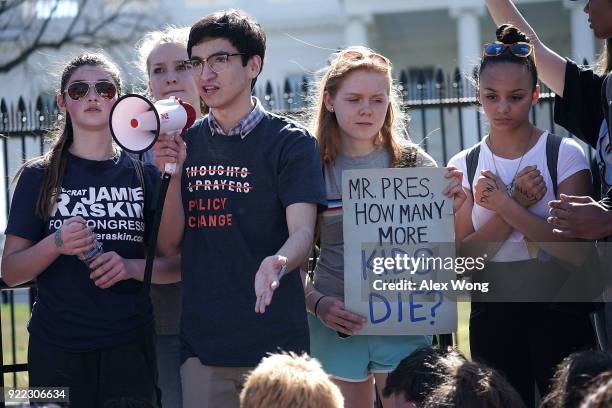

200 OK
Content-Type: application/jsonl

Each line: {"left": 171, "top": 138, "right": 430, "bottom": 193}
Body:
{"left": 447, "top": 131, "right": 589, "bottom": 262}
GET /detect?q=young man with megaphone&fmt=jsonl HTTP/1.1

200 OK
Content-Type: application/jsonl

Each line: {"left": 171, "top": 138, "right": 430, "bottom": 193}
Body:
{"left": 153, "top": 9, "right": 326, "bottom": 408}
{"left": 134, "top": 25, "right": 205, "bottom": 408}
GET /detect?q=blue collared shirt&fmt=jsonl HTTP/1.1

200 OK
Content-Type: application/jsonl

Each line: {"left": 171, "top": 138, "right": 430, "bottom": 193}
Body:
{"left": 207, "top": 97, "right": 265, "bottom": 139}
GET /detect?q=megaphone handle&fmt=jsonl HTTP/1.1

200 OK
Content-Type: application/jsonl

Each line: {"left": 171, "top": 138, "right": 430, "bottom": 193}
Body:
{"left": 163, "top": 131, "right": 181, "bottom": 175}
{"left": 142, "top": 172, "right": 171, "bottom": 297}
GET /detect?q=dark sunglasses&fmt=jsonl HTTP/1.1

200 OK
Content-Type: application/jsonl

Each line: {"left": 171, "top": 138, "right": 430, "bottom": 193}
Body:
{"left": 483, "top": 42, "right": 536, "bottom": 65}
{"left": 65, "top": 81, "right": 117, "bottom": 101}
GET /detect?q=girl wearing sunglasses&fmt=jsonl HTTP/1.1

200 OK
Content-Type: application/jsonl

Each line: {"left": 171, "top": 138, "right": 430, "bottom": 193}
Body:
{"left": 0, "top": 53, "right": 177, "bottom": 407}
{"left": 303, "top": 46, "right": 466, "bottom": 408}
{"left": 448, "top": 26, "right": 595, "bottom": 407}
{"left": 485, "top": 0, "right": 612, "bottom": 239}
{"left": 135, "top": 25, "right": 205, "bottom": 408}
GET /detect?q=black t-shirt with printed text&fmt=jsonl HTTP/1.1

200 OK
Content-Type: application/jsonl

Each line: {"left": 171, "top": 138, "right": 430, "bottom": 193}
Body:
{"left": 180, "top": 111, "right": 326, "bottom": 367}
{"left": 5, "top": 151, "right": 159, "bottom": 351}
{"left": 554, "top": 60, "right": 612, "bottom": 213}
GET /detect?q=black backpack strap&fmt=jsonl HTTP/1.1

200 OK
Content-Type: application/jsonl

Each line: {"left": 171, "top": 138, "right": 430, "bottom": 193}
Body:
{"left": 465, "top": 143, "right": 482, "bottom": 194}
{"left": 546, "top": 133, "right": 563, "bottom": 198}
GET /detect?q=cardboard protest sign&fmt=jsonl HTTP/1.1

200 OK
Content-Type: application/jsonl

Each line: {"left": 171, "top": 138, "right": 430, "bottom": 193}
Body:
{"left": 343, "top": 167, "right": 458, "bottom": 335}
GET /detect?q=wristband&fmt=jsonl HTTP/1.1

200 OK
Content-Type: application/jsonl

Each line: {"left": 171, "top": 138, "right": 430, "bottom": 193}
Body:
{"left": 314, "top": 295, "right": 326, "bottom": 318}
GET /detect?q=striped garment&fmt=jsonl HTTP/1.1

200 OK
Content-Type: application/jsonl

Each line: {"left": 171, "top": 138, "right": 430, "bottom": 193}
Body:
{"left": 207, "top": 96, "right": 265, "bottom": 139}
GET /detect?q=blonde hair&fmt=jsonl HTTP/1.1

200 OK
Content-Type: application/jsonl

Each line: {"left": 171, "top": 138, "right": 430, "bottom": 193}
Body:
{"left": 595, "top": 39, "right": 612, "bottom": 75}
{"left": 309, "top": 45, "right": 413, "bottom": 166}
{"left": 135, "top": 25, "right": 207, "bottom": 114}
{"left": 239, "top": 352, "right": 343, "bottom": 408}
{"left": 135, "top": 25, "right": 190, "bottom": 77}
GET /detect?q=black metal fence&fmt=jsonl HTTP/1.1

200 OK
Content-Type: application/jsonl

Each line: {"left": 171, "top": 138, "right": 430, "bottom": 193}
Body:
{"left": 1, "top": 72, "right": 571, "bottom": 163}
{"left": 0, "top": 72, "right": 590, "bottom": 393}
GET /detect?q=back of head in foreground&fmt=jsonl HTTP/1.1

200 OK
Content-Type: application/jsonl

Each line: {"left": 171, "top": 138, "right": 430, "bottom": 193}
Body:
{"left": 383, "top": 346, "right": 466, "bottom": 406}
{"left": 423, "top": 359, "right": 527, "bottom": 408}
{"left": 239, "top": 352, "right": 343, "bottom": 408}
{"left": 542, "top": 350, "right": 612, "bottom": 408}
{"left": 579, "top": 371, "right": 612, "bottom": 408}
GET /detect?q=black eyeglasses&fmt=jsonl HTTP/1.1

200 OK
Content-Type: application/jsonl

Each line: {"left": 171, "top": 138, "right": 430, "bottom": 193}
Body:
{"left": 187, "top": 52, "right": 244, "bottom": 75}
{"left": 64, "top": 81, "right": 117, "bottom": 100}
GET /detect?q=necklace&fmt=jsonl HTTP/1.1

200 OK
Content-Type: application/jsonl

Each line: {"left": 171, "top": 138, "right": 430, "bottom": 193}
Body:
{"left": 488, "top": 127, "right": 535, "bottom": 196}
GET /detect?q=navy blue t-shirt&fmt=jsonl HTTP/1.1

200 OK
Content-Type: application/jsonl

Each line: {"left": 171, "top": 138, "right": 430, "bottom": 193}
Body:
{"left": 5, "top": 151, "right": 159, "bottom": 352}
{"left": 180, "top": 111, "right": 326, "bottom": 367}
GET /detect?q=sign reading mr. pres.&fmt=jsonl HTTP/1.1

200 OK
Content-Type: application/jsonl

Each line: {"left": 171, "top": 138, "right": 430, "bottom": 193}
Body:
{"left": 343, "top": 167, "right": 458, "bottom": 335}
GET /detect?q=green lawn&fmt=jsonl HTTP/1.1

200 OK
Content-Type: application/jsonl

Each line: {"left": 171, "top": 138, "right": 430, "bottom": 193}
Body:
{"left": 1, "top": 300, "right": 30, "bottom": 388}
{"left": 0, "top": 295, "right": 472, "bottom": 389}
{"left": 456, "top": 301, "right": 471, "bottom": 359}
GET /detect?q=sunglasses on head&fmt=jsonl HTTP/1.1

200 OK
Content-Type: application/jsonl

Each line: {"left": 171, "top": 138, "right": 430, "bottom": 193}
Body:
{"left": 483, "top": 42, "right": 534, "bottom": 59}
{"left": 339, "top": 49, "right": 390, "bottom": 66}
{"left": 64, "top": 81, "right": 117, "bottom": 101}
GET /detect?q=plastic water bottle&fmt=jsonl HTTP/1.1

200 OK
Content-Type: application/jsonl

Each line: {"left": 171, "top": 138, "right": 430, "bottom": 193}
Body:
{"left": 78, "top": 235, "right": 104, "bottom": 268}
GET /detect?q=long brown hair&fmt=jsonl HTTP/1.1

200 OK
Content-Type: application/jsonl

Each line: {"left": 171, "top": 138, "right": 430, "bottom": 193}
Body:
{"left": 14, "top": 53, "right": 122, "bottom": 220}
{"left": 596, "top": 39, "right": 612, "bottom": 75}
{"left": 309, "top": 46, "right": 414, "bottom": 167}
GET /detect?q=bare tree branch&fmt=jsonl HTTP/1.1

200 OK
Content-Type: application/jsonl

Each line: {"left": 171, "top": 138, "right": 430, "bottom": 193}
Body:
{"left": 0, "top": 0, "right": 29, "bottom": 40}
{"left": 29, "top": 0, "right": 62, "bottom": 52}
{"left": 0, "top": 0, "right": 27, "bottom": 14}
{"left": 0, "top": 0, "right": 157, "bottom": 73}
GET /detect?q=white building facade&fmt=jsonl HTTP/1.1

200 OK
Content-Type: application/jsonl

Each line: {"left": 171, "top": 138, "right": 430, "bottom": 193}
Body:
{"left": 169, "top": 0, "right": 598, "bottom": 96}
{"left": 0, "top": 0, "right": 602, "bottom": 104}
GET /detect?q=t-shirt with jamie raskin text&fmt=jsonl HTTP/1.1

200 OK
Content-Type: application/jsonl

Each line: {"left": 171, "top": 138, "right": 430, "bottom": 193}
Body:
{"left": 5, "top": 151, "right": 159, "bottom": 351}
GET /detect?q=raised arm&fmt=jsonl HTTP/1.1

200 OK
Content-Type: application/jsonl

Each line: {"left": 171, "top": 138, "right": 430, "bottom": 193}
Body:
{"left": 485, "top": 0, "right": 567, "bottom": 96}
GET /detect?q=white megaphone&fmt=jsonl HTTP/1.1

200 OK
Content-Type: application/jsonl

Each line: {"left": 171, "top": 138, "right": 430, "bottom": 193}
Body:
{"left": 110, "top": 94, "right": 196, "bottom": 173}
